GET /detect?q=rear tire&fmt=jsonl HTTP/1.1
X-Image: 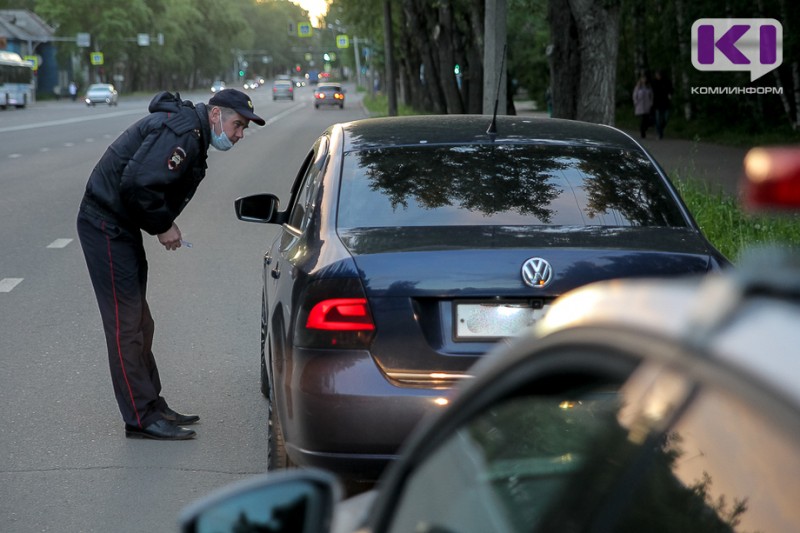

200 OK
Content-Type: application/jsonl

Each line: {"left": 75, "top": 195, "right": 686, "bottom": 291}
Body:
{"left": 260, "top": 290, "right": 270, "bottom": 398}
{"left": 267, "top": 388, "right": 296, "bottom": 471}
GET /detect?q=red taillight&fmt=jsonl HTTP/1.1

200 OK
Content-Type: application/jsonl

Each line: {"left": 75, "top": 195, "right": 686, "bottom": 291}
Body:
{"left": 306, "top": 298, "right": 375, "bottom": 331}
{"left": 294, "top": 279, "right": 376, "bottom": 349}
{"left": 316, "top": 93, "right": 325, "bottom": 99}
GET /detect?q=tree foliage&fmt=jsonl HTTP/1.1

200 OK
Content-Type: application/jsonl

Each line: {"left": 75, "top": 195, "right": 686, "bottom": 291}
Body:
{"left": 32, "top": 0, "right": 308, "bottom": 91}
{"left": 325, "top": 0, "right": 799, "bottom": 136}
{"left": 24, "top": 0, "right": 800, "bottom": 135}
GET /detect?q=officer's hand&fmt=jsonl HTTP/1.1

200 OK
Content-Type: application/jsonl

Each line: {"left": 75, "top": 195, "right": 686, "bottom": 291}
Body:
{"left": 158, "top": 223, "right": 182, "bottom": 251}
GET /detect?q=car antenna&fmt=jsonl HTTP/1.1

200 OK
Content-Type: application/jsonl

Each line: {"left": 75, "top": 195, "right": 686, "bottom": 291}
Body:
{"left": 487, "top": 43, "right": 508, "bottom": 138}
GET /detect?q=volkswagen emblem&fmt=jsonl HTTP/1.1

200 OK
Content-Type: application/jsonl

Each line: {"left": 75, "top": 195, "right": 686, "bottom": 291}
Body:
{"left": 521, "top": 258, "right": 553, "bottom": 288}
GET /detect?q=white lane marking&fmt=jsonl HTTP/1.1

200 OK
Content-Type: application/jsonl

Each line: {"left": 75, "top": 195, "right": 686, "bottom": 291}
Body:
{"left": 0, "top": 278, "right": 23, "bottom": 292}
{"left": 40, "top": 147, "right": 50, "bottom": 152}
{"left": 64, "top": 142, "right": 75, "bottom": 147}
{"left": 47, "top": 238, "right": 73, "bottom": 248}
{"left": 264, "top": 103, "right": 305, "bottom": 126}
{"left": 0, "top": 109, "right": 145, "bottom": 134}
{"left": 9, "top": 153, "right": 21, "bottom": 158}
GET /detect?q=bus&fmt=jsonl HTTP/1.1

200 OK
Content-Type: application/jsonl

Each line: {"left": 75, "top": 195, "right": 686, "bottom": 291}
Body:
{"left": 0, "top": 50, "right": 34, "bottom": 109}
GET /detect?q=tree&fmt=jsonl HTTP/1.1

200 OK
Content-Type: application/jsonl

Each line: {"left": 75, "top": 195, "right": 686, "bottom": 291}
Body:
{"left": 547, "top": 0, "right": 620, "bottom": 125}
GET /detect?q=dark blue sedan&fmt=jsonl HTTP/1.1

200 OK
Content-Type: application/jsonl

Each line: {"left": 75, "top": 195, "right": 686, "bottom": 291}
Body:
{"left": 234, "top": 115, "right": 729, "bottom": 484}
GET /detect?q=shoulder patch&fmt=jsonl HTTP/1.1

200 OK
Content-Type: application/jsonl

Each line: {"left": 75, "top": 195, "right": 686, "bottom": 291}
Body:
{"left": 167, "top": 146, "right": 188, "bottom": 171}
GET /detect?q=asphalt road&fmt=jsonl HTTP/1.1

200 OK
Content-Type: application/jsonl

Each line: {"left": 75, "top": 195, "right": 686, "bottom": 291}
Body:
{"left": 0, "top": 82, "right": 367, "bottom": 532}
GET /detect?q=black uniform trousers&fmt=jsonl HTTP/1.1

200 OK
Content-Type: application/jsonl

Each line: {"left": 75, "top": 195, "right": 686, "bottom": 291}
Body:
{"left": 77, "top": 201, "right": 167, "bottom": 428}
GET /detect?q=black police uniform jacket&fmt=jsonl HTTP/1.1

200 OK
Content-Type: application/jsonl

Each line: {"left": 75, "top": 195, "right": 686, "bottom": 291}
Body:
{"left": 83, "top": 92, "right": 210, "bottom": 235}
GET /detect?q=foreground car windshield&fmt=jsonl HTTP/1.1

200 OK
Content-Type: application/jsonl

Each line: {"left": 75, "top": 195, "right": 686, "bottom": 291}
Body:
{"left": 337, "top": 144, "right": 687, "bottom": 228}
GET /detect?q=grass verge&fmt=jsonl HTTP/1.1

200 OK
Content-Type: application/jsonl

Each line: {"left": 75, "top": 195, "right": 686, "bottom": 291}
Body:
{"left": 674, "top": 175, "right": 800, "bottom": 261}
{"left": 361, "top": 91, "right": 420, "bottom": 117}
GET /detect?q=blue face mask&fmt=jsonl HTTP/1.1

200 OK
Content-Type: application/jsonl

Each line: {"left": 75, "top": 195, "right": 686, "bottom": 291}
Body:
{"left": 210, "top": 112, "right": 234, "bottom": 151}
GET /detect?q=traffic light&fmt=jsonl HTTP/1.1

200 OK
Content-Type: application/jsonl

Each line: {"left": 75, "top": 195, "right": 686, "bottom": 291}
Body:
{"left": 239, "top": 69, "right": 245, "bottom": 77}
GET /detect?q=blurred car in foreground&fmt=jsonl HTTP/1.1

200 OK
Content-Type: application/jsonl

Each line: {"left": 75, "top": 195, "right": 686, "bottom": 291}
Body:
{"left": 84, "top": 83, "right": 118, "bottom": 106}
{"left": 183, "top": 146, "right": 800, "bottom": 533}
{"left": 272, "top": 79, "right": 294, "bottom": 100}
{"left": 313, "top": 82, "right": 345, "bottom": 108}
{"left": 233, "top": 115, "right": 728, "bottom": 485}
{"left": 210, "top": 80, "right": 226, "bottom": 93}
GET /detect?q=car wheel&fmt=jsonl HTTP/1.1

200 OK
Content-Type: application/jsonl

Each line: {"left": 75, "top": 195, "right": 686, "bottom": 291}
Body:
{"left": 267, "top": 387, "right": 296, "bottom": 471}
{"left": 314, "top": 104, "right": 319, "bottom": 109}
{"left": 260, "top": 290, "right": 270, "bottom": 398}
{"left": 340, "top": 104, "right": 344, "bottom": 109}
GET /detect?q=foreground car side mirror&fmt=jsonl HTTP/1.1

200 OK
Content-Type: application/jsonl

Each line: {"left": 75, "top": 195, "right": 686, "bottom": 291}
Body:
{"left": 235, "top": 193, "right": 281, "bottom": 223}
{"left": 179, "top": 470, "right": 341, "bottom": 533}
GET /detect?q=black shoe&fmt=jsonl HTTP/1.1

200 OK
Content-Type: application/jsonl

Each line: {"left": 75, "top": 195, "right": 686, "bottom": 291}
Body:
{"left": 125, "top": 419, "right": 196, "bottom": 440}
{"left": 162, "top": 406, "right": 200, "bottom": 425}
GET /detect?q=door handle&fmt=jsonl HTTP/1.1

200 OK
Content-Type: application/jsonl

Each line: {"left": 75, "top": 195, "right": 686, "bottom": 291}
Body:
{"left": 271, "top": 264, "right": 280, "bottom": 279}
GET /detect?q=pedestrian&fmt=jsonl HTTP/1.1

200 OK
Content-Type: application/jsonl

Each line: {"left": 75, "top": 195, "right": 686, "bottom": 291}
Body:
{"left": 651, "top": 69, "right": 673, "bottom": 139}
{"left": 69, "top": 81, "right": 77, "bottom": 102}
{"left": 633, "top": 74, "right": 653, "bottom": 139}
{"left": 76, "top": 89, "right": 265, "bottom": 440}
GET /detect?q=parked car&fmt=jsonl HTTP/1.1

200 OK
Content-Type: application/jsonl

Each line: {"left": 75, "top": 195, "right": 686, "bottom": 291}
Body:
{"left": 233, "top": 115, "right": 729, "bottom": 485}
{"left": 84, "top": 83, "right": 118, "bottom": 106}
{"left": 313, "top": 83, "right": 345, "bottom": 108}
{"left": 272, "top": 79, "right": 294, "bottom": 100}
{"left": 210, "top": 80, "right": 226, "bottom": 93}
{"left": 184, "top": 146, "right": 800, "bottom": 533}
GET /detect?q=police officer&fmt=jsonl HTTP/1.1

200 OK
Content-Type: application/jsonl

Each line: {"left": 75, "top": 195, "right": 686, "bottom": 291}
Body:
{"left": 77, "top": 89, "right": 265, "bottom": 440}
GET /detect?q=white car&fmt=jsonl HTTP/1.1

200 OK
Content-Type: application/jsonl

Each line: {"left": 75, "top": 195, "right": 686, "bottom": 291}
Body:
{"left": 84, "top": 83, "right": 118, "bottom": 106}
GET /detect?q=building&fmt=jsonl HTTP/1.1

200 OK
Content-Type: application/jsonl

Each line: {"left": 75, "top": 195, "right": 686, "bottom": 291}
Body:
{"left": 0, "top": 9, "right": 59, "bottom": 98}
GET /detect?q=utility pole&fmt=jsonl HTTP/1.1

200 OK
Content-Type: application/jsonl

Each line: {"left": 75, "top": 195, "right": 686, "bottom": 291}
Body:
{"left": 483, "top": 0, "right": 507, "bottom": 115}
{"left": 383, "top": 0, "right": 397, "bottom": 116}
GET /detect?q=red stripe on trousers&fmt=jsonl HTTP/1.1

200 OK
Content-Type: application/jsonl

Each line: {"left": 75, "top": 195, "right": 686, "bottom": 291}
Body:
{"left": 102, "top": 221, "right": 143, "bottom": 428}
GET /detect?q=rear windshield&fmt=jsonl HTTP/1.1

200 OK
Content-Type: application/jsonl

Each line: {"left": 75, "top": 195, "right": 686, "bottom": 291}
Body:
{"left": 336, "top": 144, "right": 688, "bottom": 229}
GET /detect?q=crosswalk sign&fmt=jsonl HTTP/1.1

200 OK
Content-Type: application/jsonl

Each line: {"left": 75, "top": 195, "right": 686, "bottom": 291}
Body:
{"left": 336, "top": 34, "right": 350, "bottom": 49}
{"left": 297, "top": 22, "right": 312, "bottom": 38}
{"left": 90, "top": 52, "right": 104, "bottom": 65}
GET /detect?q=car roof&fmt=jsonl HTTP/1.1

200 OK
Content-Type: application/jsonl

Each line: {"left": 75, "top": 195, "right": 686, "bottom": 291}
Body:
{"left": 334, "top": 115, "right": 642, "bottom": 152}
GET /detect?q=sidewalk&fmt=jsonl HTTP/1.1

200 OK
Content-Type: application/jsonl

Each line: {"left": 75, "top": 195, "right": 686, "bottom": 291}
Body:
{"left": 514, "top": 100, "right": 750, "bottom": 198}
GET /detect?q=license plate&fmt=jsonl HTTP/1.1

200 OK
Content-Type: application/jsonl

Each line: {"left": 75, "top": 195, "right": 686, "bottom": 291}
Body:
{"left": 454, "top": 302, "right": 548, "bottom": 340}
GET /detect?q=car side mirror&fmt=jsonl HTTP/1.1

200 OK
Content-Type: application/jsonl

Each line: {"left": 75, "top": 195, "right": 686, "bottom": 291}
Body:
{"left": 235, "top": 193, "right": 280, "bottom": 223}
{"left": 179, "top": 470, "right": 340, "bottom": 533}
